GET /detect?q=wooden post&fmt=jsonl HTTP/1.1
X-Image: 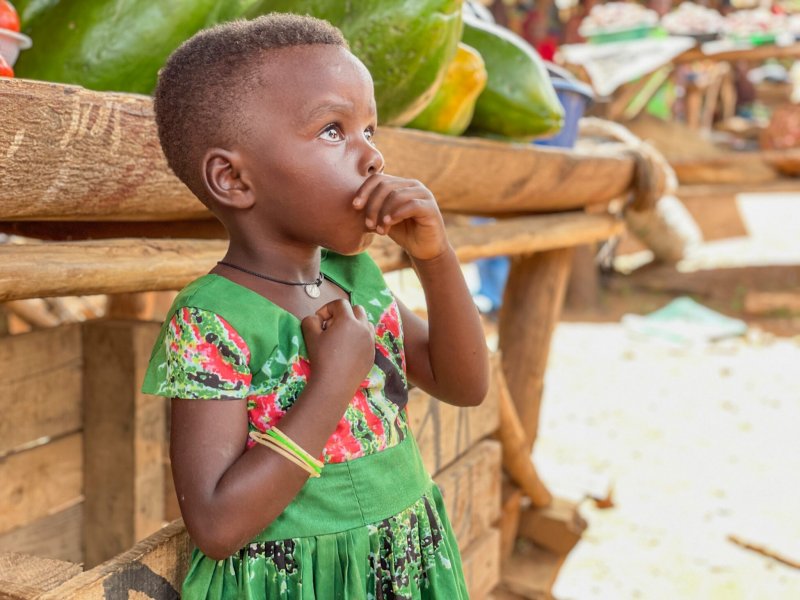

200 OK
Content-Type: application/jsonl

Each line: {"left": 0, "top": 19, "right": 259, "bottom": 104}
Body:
{"left": 498, "top": 248, "right": 574, "bottom": 450}
{"left": 82, "top": 320, "right": 166, "bottom": 568}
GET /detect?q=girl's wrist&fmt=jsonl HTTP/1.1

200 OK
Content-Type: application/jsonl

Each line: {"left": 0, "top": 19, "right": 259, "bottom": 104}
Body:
{"left": 409, "top": 244, "right": 455, "bottom": 267}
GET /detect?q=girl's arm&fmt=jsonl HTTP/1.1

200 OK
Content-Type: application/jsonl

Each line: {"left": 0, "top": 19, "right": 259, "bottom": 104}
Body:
{"left": 354, "top": 175, "right": 490, "bottom": 406}
{"left": 171, "top": 300, "right": 375, "bottom": 560}
{"left": 398, "top": 250, "right": 489, "bottom": 406}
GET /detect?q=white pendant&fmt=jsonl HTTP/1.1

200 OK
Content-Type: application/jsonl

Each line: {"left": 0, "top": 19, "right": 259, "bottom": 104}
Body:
{"left": 305, "top": 284, "right": 321, "bottom": 299}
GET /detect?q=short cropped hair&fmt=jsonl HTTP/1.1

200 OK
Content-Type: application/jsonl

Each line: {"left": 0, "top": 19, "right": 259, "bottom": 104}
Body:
{"left": 154, "top": 13, "right": 348, "bottom": 203}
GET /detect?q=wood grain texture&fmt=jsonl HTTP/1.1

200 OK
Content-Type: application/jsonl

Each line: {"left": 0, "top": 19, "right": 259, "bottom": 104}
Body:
{"left": 498, "top": 249, "right": 574, "bottom": 449}
{"left": 1, "top": 78, "right": 635, "bottom": 222}
{"left": 39, "top": 520, "right": 190, "bottom": 600}
{"left": 461, "top": 528, "right": 502, "bottom": 600}
{"left": 0, "top": 325, "right": 82, "bottom": 455}
{"left": 434, "top": 440, "right": 502, "bottom": 552}
{"left": 0, "top": 503, "right": 83, "bottom": 565}
{"left": 0, "top": 213, "right": 621, "bottom": 302}
{"left": 407, "top": 355, "right": 501, "bottom": 475}
{"left": 0, "top": 553, "right": 81, "bottom": 599}
{"left": 0, "top": 434, "right": 83, "bottom": 536}
{"left": 82, "top": 320, "right": 166, "bottom": 569}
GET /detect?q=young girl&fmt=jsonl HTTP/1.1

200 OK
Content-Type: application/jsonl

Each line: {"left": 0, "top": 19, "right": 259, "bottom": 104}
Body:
{"left": 141, "top": 13, "right": 489, "bottom": 599}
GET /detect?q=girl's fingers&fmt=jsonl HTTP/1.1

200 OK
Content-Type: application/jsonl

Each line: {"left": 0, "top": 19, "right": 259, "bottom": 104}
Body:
{"left": 352, "top": 175, "right": 384, "bottom": 209}
{"left": 363, "top": 181, "right": 414, "bottom": 230}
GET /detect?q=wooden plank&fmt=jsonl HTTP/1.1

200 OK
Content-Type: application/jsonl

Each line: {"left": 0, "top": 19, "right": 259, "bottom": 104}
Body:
{"left": 378, "top": 129, "right": 634, "bottom": 215}
{"left": 744, "top": 291, "right": 800, "bottom": 315}
{"left": 516, "top": 498, "right": 587, "bottom": 557}
{"left": 614, "top": 264, "right": 800, "bottom": 301}
{"left": 0, "top": 79, "right": 635, "bottom": 222}
{"left": 39, "top": 520, "right": 190, "bottom": 600}
{"left": 434, "top": 440, "right": 502, "bottom": 553}
{"left": 0, "top": 214, "right": 623, "bottom": 302}
{"left": 678, "top": 178, "right": 800, "bottom": 199}
{"left": 677, "top": 188, "right": 748, "bottom": 241}
{"left": 0, "top": 324, "right": 81, "bottom": 384}
{"left": 498, "top": 249, "right": 574, "bottom": 449}
{"left": 498, "top": 480, "right": 524, "bottom": 561}
{"left": 445, "top": 213, "right": 623, "bottom": 263}
{"left": 499, "top": 539, "right": 565, "bottom": 600}
{"left": 82, "top": 320, "right": 166, "bottom": 568}
{"left": 0, "top": 367, "right": 82, "bottom": 456}
{"left": 0, "top": 503, "right": 83, "bottom": 564}
{"left": 461, "top": 528, "right": 502, "bottom": 600}
{"left": 671, "top": 152, "right": 790, "bottom": 185}
{"left": 407, "top": 355, "right": 501, "bottom": 475}
{"left": 0, "top": 553, "right": 81, "bottom": 600}
{"left": 0, "top": 434, "right": 82, "bottom": 536}
{"left": 676, "top": 42, "right": 800, "bottom": 64}
{"left": 495, "top": 370, "right": 552, "bottom": 508}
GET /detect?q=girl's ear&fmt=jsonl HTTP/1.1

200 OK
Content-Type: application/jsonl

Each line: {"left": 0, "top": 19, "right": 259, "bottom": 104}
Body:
{"left": 202, "top": 148, "right": 255, "bottom": 210}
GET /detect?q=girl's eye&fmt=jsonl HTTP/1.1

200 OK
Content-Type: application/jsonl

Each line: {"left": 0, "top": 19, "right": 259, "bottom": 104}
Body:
{"left": 320, "top": 125, "right": 343, "bottom": 142}
{"left": 364, "top": 127, "right": 376, "bottom": 144}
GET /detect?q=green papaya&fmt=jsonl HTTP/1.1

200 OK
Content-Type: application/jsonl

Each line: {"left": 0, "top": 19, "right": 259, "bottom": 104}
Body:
{"left": 15, "top": 0, "right": 262, "bottom": 95}
{"left": 407, "top": 43, "right": 487, "bottom": 136}
{"left": 462, "top": 16, "right": 563, "bottom": 140}
{"left": 255, "top": 0, "right": 463, "bottom": 126}
{"left": 14, "top": 0, "right": 60, "bottom": 30}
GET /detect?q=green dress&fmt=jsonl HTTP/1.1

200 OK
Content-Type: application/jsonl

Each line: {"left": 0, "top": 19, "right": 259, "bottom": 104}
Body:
{"left": 141, "top": 250, "right": 469, "bottom": 600}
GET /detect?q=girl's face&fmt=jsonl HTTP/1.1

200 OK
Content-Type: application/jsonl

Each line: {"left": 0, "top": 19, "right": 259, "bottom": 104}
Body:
{"left": 239, "top": 45, "right": 385, "bottom": 255}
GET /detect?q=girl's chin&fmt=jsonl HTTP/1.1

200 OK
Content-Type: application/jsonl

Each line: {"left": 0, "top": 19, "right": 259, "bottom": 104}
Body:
{"left": 326, "top": 232, "right": 376, "bottom": 256}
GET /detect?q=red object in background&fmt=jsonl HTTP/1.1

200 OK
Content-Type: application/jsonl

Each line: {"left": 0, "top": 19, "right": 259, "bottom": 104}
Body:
{"left": 0, "top": 54, "right": 13, "bottom": 77}
{"left": 0, "top": 1, "right": 20, "bottom": 32}
{"left": 536, "top": 36, "right": 558, "bottom": 62}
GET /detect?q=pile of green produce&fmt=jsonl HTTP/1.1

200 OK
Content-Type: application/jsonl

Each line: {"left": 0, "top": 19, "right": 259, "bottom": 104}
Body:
{"left": 14, "top": 0, "right": 563, "bottom": 139}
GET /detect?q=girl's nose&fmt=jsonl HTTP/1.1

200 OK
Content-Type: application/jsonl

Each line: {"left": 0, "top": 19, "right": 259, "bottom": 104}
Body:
{"left": 363, "top": 142, "right": 385, "bottom": 176}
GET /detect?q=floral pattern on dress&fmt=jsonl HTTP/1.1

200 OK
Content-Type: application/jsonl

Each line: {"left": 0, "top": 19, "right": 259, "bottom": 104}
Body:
{"left": 160, "top": 306, "right": 251, "bottom": 399}
{"left": 162, "top": 298, "right": 409, "bottom": 464}
{"left": 247, "top": 300, "right": 409, "bottom": 464}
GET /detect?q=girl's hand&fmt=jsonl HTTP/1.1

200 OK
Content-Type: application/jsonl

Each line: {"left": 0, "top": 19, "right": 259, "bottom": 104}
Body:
{"left": 353, "top": 174, "right": 449, "bottom": 261}
{"left": 301, "top": 299, "right": 375, "bottom": 397}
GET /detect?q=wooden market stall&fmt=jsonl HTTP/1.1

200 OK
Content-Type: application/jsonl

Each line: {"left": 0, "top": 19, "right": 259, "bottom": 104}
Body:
{"left": 0, "top": 77, "right": 660, "bottom": 599}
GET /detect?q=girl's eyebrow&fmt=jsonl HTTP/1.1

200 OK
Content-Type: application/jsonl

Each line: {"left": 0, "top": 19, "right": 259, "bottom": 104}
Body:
{"left": 305, "top": 101, "right": 354, "bottom": 122}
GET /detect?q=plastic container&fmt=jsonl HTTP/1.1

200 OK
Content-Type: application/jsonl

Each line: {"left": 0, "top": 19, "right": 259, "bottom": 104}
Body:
{"left": 534, "top": 77, "right": 594, "bottom": 148}
{"left": 0, "top": 28, "right": 31, "bottom": 66}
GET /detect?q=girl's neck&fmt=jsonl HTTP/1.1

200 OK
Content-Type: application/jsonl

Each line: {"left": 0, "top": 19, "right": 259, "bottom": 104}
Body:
{"left": 221, "top": 238, "right": 322, "bottom": 282}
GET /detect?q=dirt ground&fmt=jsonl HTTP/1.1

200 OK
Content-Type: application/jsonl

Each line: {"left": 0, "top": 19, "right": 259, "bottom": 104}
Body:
{"left": 537, "top": 323, "right": 800, "bottom": 599}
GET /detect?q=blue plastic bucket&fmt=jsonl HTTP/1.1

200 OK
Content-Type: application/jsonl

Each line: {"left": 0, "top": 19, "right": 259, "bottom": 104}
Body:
{"left": 534, "top": 78, "right": 594, "bottom": 149}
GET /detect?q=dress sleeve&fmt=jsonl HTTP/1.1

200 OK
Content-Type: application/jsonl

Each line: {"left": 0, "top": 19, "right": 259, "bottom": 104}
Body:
{"left": 154, "top": 306, "right": 252, "bottom": 400}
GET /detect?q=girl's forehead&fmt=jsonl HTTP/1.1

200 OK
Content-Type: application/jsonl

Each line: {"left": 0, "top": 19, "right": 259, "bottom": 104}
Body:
{"left": 252, "top": 47, "right": 376, "bottom": 122}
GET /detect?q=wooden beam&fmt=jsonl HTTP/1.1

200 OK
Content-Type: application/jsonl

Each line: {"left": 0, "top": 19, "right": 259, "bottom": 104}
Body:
{"left": 461, "top": 528, "right": 501, "bottom": 600}
{"left": 0, "top": 553, "right": 81, "bottom": 600}
{"left": 407, "top": 354, "right": 501, "bottom": 475}
{"left": 0, "top": 503, "right": 83, "bottom": 565}
{"left": 676, "top": 42, "right": 800, "bottom": 65}
{"left": 517, "top": 498, "right": 587, "bottom": 556}
{"left": 38, "top": 520, "right": 190, "bottom": 600}
{"left": 82, "top": 320, "right": 167, "bottom": 568}
{"left": 0, "top": 434, "right": 82, "bottom": 537}
{"left": 495, "top": 369, "right": 552, "bottom": 508}
{"left": 498, "top": 249, "right": 574, "bottom": 449}
{"left": 435, "top": 440, "right": 502, "bottom": 553}
{"left": 0, "top": 324, "right": 82, "bottom": 456}
{"left": 1, "top": 78, "right": 635, "bottom": 221}
{"left": 614, "top": 264, "right": 800, "bottom": 301}
{"left": 0, "top": 213, "right": 622, "bottom": 302}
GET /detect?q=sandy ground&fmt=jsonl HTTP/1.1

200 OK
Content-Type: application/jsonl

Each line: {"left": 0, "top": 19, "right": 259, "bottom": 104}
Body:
{"left": 537, "top": 324, "right": 800, "bottom": 599}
